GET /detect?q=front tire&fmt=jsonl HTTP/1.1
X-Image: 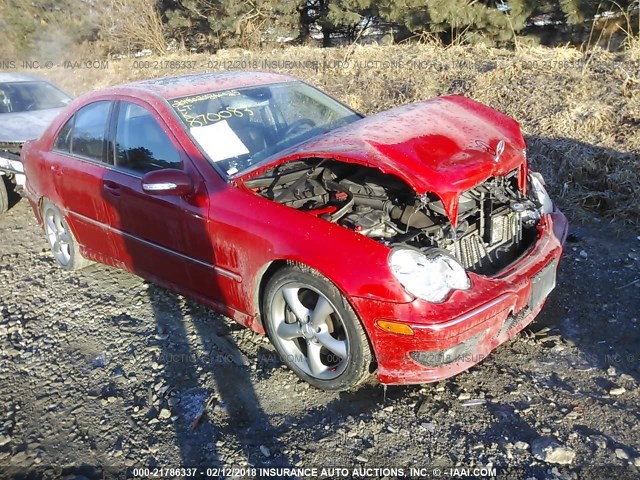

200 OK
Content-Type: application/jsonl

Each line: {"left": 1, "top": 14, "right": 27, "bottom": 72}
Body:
{"left": 41, "top": 199, "right": 90, "bottom": 271}
{"left": 263, "top": 266, "right": 373, "bottom": 391}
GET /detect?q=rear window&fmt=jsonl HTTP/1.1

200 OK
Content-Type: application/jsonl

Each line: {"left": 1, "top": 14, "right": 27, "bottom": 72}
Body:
{"left": 54, "top": 118, "right": 73, "bottom": 152}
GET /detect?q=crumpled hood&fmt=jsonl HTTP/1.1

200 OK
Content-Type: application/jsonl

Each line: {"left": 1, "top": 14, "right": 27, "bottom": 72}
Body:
{"left": 239, "top": 95, "right": 528, "bottom": 223}
{"left": 0, "top": 108, "right": 65, "bottom": 143}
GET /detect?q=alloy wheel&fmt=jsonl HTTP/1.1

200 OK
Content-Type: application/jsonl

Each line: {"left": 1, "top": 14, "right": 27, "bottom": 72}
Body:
{"left": 270, "top": 283, "right": 350, "bottom": 380}
{"left": 44, "top": 208, "right": 71, "bottom": 266}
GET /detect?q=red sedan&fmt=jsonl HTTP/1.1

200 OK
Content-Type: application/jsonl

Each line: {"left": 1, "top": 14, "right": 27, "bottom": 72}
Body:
{"left": 22, "top": 72, "right": 568, "bottom": 390}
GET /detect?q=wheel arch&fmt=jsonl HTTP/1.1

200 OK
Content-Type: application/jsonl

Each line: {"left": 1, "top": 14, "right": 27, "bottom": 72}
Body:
{"left": 253, "top": 258, "right": 377, "bottom": 368}
{"left": 253, "top": 259, "right": 289, "bottom": 329}
{"left": 254, "top": 259, "right": 367, "bottom": 322}
{"left": 39, "top": 197, "right": 82, "bottom": 247}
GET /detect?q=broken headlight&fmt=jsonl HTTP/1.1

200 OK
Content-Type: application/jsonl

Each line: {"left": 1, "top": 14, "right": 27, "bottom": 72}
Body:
{"left": 529, "top": 172, "right": 553, "bottom": 215}
{"left": 388, "top": 248, "right": 470, "bottom": 303}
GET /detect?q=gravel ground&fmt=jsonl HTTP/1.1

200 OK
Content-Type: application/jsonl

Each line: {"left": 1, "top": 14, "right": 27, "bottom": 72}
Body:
{"left": 0, "top": 198, "right": 639, "bottom": 480}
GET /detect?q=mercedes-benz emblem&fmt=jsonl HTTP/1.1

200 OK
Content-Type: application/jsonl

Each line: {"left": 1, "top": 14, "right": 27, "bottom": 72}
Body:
{"left": 493, "top": 139, "right": 505, "bottom": 162}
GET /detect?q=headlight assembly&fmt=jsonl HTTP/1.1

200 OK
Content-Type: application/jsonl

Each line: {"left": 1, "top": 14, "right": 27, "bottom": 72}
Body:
{"left": 388, "top": 248, "right": 470, "bottom": 303}
{"left": 529, "top": 172, "right": 553, "bottom": 215}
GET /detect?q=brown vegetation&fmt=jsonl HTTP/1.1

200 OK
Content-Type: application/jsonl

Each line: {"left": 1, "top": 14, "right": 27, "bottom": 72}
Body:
{"left": 26, "top": 44, "right": 640, "bottom": 224}
{"left": 98, "top": 0, "right": 168, "bottom": 56}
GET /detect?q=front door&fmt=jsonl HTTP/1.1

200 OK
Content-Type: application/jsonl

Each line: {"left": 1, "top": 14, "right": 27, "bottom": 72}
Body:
{"left": 101, "top": 100, "right": 220, "bottom": 300}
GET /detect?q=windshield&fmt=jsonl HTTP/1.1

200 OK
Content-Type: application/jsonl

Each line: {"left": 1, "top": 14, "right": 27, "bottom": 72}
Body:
{"left": 0, "top": 81, "right": 72, "bottom": 113}
{"left": 170, "top": 82, "right": 361, "bottom": 176}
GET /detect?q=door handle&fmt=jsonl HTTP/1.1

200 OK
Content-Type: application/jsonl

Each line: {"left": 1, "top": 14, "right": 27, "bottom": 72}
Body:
{"left": 50, "top": 164, "right": 62, "bottom": 176}
{"left": 103, "top": 180, "right": 122, "bottom": 196}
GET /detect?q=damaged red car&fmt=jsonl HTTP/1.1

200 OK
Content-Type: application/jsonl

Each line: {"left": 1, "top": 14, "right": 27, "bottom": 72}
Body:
{"left": 22, "top": 72, "right": 568, "bottom": 390}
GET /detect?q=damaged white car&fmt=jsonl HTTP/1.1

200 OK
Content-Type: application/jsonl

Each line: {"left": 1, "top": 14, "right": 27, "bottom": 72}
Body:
{"left": 0, "top": 74, "right": 72, "bottom": 215}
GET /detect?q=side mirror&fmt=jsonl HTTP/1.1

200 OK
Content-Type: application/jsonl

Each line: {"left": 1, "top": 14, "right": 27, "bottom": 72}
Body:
{"left": 141, "top": 169, "right": 194, "bottom": 196}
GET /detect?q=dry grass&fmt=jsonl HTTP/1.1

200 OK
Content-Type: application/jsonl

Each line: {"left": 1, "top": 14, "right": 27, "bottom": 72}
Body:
{"left": 27, "top": 44, "right": 640, "bottom": 224}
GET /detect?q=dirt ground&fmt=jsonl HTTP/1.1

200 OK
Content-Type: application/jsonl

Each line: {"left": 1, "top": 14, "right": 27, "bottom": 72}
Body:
{"left": 1, "top": 44, "right": 639, "bottom": 479}
{"left": 0, "top": 194, "right": 639, "bottom": 480}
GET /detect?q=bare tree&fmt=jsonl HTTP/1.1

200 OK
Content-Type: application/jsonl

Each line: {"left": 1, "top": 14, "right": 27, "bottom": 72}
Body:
{"left": 99, "top": 0, "right": 167, "bottom": 55}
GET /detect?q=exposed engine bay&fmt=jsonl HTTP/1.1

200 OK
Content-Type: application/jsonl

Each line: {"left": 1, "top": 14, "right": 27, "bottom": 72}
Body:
{"left": 244, "top": 159, "right": 542, "bottom": 275}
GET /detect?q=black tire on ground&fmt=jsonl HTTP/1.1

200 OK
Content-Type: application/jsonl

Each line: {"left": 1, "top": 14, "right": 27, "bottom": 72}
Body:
{"left": 0, "top": 176, "right": 8, "bottom": 216}
{"left": 41, "top": 199, "right": 91, "bottom": 271}
{"left": 263, "top": 265, "right": 373, "bottom": 391}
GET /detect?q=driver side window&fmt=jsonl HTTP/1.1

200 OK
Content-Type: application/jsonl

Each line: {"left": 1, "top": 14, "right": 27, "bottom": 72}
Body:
{"left": 115, "top": 102, "right": 182, "bottom": 174}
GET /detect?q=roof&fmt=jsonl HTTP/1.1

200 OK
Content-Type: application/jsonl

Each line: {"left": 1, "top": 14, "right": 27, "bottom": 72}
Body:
{"left": 0, "top": 73, "right": 47, "bottom": 83}
{"left": 113, "top": 71, "right": 298, "bottom": 100}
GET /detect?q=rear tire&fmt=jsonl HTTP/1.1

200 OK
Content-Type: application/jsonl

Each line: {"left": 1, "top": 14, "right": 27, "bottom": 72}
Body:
{"left": 263, "top": 266, "right": 373, "bottom": 391}
{"left": 41, "top": 199, "right": 91, "bottom": 271}
{"left": 0, "top": 176, "right": 8, "bottom": 216}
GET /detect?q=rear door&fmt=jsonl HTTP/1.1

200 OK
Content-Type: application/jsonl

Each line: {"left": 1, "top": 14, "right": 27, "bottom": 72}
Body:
{"left": 47, "top": 100, "right": 117, "bottom": 261}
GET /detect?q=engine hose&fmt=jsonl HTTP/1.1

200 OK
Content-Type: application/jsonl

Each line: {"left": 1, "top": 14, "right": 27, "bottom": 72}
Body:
{"left": 325, "top": 180, "right": 354, "bottom": 222}
{"left": 389, "top": 205, "right": 433, "bottom": 229}
{"left": 351, "top": 194, "right": 434, "bottom": 229}
{"left": 351, "top": 194, "right": 389, "bottom": 210}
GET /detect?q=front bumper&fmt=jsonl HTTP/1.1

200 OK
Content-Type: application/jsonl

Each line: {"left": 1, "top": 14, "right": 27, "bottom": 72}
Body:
{"left": 351, "top": 209, "right": 569, "bottom": 385}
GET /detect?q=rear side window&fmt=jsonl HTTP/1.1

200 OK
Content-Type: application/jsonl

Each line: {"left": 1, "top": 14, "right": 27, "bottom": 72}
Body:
{"left": 69, "top": 101, "right": 111, "bottom": 161}
{"left": 115, "top": 102, "right": 181, "bottom": 174}
{"left": 54, "top": 118, "right": 73, "bottom": 152}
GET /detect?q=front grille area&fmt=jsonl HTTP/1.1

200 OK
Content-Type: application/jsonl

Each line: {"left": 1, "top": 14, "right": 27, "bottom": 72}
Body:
{"left": 497, "top": 306, "right": 532, "bottom": 338}
{"left": 445, "top": 208, "right": 536, "bottom": 275}
{"left": 446, "top": 209, "right": 523, "bottom": 272}
{"left": 436, "top": 172, "right": 538, "bottom": 276}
